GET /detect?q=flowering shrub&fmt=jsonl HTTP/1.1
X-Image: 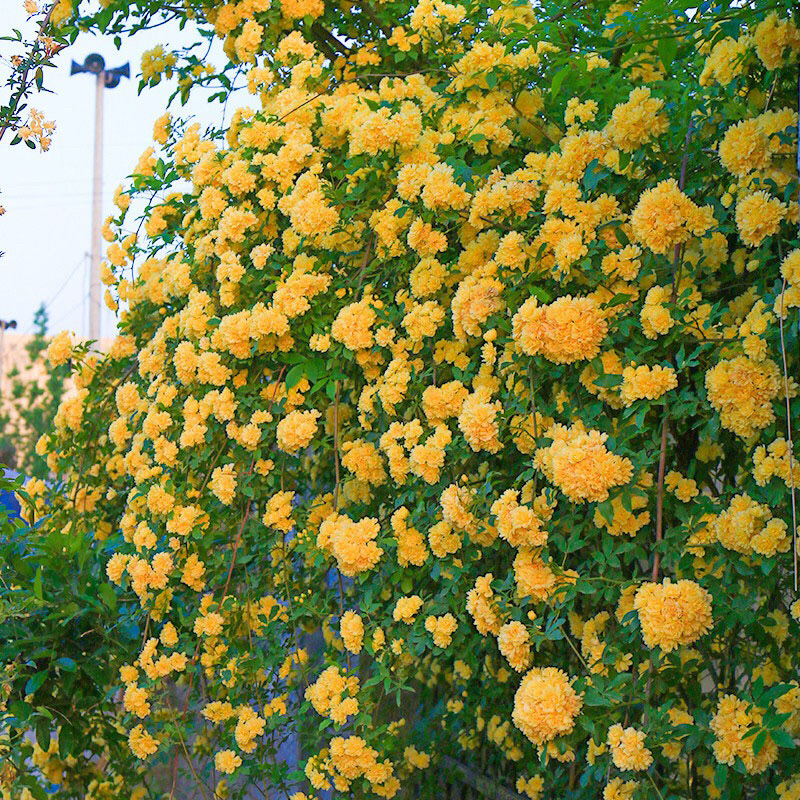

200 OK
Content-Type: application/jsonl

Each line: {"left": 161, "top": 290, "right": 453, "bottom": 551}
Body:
{"left": 3, "top": 0, "right": 800, "bottom": 798}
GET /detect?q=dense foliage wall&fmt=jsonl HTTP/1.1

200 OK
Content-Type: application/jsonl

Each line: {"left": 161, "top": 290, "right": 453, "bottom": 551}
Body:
{"left": 3, "top": 1, "right": 800, "bottom": 799}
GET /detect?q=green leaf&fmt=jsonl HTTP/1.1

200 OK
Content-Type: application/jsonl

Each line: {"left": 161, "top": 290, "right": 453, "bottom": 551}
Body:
{"left": 25, "top": 670, "right": 47, "bottom": 696}
{"left": 33, "top": 566, "right": 42, "bottom": 600}
{"left": 59, "top": 724, "right": 75, "bottom": 759}
{"left": 22, "top": 781, "right": 47, "bottom": 800}
{"left": 551, "top": 65, "right": 569, "bottom": 98}
{"left": 770, "top": 728, "right": 796, "bottom": 749}
{"left": 582, "top": 159, "right": 607, "bottom": 191}
{"left": 657, "top": 35, "right": 678, "bottom": 71}
{"left": 285, "top": 363, "right": 306, "bottom": 390}
{"left": 583, "top": 686, "right": 610, "bottom": 707}
{"left": 714, "top": 763, "right": 727, "bottom": 789}
{"left": 529, "top": 286, "right": 553, "bottom": 304}
{"left": 35, "top": 718, "right": 50, "bottom": 752}
{"left": 98, "top": 582, "right": 116, "bottom": 611}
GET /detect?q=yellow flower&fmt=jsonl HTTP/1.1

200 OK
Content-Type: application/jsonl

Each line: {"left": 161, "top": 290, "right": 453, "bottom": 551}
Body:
{"left": 630, "top": 178, "right": 715, "bottom": 255}
{"left": 235, "top": 707, "right": 265, "bottom": 754}
{"left": 512, "top": 667, "right": 583, "bottom": 746}
{"left": 424, "top": 613, "right": 458, "bottom": 647}
{"left": 607, "top": 724, "right": 653, "bottom": 771}
{"left": 605, "top": 87, "right": 667, "bottom": 152}
{"left": 210, "top": 464, "right": 237, "bottom": 505}
{"left": 340, "top": 611, "right": 364, "bottom": 654}
{"left": 705, "top": 356, "right": 781, "bottom": 438}
{"left": 634, "top": 579, "right": 713, "bottom": 651}
{"left": 512, "top": 295, "right": 607, "bottom": 364}
{"left": 317, "top": 512, "right": 383, "bottom": 576}
{"left": 46, "top": 330, "right": 73, "bottom": 367}
{"left": 619, "top": 364, "right": 677, "bottom": 406}
{"left": 393, "top": 595, "right": 423, "bottom": 624}
{"left": 711, "top": 694, "right": 777, "bottom": 773}
{"left": 735, "top": 190, "right": 786, "bottom": 248}
{"left": 533, "top": 423, "right": 633, "bottom": 503}
{"left": 277, "top": 409, "right": 321, "bottom": 453}
{"left": 215, "top": 750, "right": 242, "bottom": 774}
{"left": 498, "top": 621, "right": 531, "bottom": 672}
{"left": 128, "top": 725, "right": 158, "bottom": 759}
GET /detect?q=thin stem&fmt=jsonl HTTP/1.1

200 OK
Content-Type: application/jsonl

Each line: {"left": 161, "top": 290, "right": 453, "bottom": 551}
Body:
{"left": 653, "top": 414, "right": 668, "bottom": 582}
{"left": 333, "top": 380, "right": 341, "bottom": 510}
{"left": 0, "top": 2, "right": 58, "bottom": 145}
{"left": 779, "top": 276, "right": 798, "bottom": 592}
{"left": 647, "top": 772, "right": 666, "bottom": 800}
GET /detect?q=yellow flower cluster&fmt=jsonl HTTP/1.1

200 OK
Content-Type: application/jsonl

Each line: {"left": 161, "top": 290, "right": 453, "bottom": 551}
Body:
{"left": 630, "top": 179, "right": 715, "bottom": 255}
{"left": 318, "top": 512, "right": 383, "bottom": 576}
{"left": 340, "top": 611, "right": 364, "bottom": 654}
{"left": 305, "top": 666, "right": 359, "bottom": 724}
{"left": 633, "top": 579, "right": 713, "bottom": 651}
{"left": 705, "top": 356, "right": 781, "bottom": 438}
{"left": 512, "top": 296, "right": 608, "bottom": 364}
{"left": 619, "top": 364, "right": 677, "bottom": 406}
{"left": 512, "top": 667, "right": 583, "bottom": 746}
{"left": 711, "top": 694, "right": 777, "bottom": 774}
{"left": 534, "top": 423, "right": 633, "bottom": 503}
{"left": 712, "top": 493, "right": 791, "bottom": 557}
{"left": 606, "top": 724, "right": 653, "bottom": 771}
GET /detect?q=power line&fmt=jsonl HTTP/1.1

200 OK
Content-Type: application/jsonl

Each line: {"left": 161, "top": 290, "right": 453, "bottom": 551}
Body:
{"left": 48, "top": 289, "right": 92, "bottom": 333}
{"left": 23, "top": 253, "right": 89, "bottom": 334}
{"left": 43, "top": 253, "right": 90, "bottom": 312}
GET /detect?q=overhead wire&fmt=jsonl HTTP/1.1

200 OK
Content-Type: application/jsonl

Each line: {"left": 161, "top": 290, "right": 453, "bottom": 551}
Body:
{"left": 22, "top": 252, "right": 89, "bottom": 334}
{"left": 48, "top": 289, "right": 92, "bottom": 333}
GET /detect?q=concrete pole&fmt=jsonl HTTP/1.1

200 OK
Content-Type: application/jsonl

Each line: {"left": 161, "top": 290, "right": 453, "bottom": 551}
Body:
{"left": 90, "top": 70, "right": 104, "bottom": 342}
{"left": 0, "top": 325, "right": 5, "bottom": 398}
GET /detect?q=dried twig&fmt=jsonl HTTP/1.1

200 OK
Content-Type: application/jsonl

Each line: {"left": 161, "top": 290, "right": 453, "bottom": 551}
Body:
{"left": 653, "top": 119, "right": 693, "bottom": 583}
{"left": 333, "top": 380, "right": 341, "bottom": 510}
{"left": 441, "top": 756, "right": 527, "bottom": 800}
{"left": 778, "top": 277, "right": 798, "bottom": 592}
{"left": 778, "top": 68, "right": 800, "bottom": 592}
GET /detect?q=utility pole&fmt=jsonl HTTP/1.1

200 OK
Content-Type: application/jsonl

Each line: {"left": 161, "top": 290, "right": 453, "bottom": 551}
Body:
{"left": 70, "top": 54, "right": 129, "bottom": 342}
{"left": 0, "top": 319, "right": 17, "bottom": 399}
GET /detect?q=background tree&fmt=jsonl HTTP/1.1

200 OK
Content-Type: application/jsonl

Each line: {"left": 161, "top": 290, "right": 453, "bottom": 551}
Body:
{"left": 0, "top": 304, "right": 69, "bottom": 480}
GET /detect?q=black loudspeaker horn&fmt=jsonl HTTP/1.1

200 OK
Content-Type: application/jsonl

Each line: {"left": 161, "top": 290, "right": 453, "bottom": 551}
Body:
{"left": 70, "top": 54, "right": 107, "bottom": 75}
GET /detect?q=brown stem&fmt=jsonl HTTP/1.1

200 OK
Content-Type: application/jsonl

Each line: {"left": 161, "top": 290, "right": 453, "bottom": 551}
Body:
{"left": 333, "top": 380, "right": 341, "bottom": 510}
{"left": 221, "top": 449, "right": 261, "bottom": 599}
{"left": 0, "top": 2, "right": 58, "bottom": 145}
{"left": 764, "top": 70, "right": 779, "bottom": 112}
{"left": 441, "top": 756, "right": 527, "bottom": 800}
{"left": 310, "top": 22, "right": 351, "bottom": 58}
{"left": 277, "top": 91, "right": 328, "bottom": 122}
{"left": 166, "top": 698, "right": 212, "bottom": 800}
{"left": 355, "top": 234, "right": 375, "bottom": 291}
{"left": 652, "top": 414, "right": 669, "bottom": 582}
{"left": 358, "top": 1, "right": 392, "bottom": 37}
{"left": 221, "top": 497, "right": 253, "bottom": 599}
{"left": 653, "top": 118, "right": 694, "bottom": 582}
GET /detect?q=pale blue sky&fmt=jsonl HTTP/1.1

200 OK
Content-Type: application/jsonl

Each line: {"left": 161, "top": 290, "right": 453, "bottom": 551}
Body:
{"left": 0, "top": 2, "right": 229, "bottom": 339}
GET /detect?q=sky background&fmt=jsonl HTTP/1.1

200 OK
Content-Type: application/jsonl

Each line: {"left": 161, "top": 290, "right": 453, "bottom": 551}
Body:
{"left": 0, "top": 3, "right": 229, "bottom": 340}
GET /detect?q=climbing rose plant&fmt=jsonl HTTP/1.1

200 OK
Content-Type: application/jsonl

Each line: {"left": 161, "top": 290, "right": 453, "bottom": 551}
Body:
{"left": 3, "top": 0, "right": 800, "bottom": 799}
